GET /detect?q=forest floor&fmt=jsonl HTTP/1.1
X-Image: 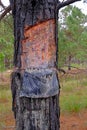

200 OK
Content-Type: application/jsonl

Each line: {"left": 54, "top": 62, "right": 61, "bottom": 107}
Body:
{"left": 0, "top": 110, "right": 87, "bottom": 130}
{"left": 60, "top": 110, "right": 87, "bottom": 130}
{"left": 0, "top": 69, "right": 87, "bottom": 130}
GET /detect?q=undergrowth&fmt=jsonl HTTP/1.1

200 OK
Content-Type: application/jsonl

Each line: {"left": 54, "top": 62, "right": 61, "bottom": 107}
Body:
{"left": 60, "top": 72, "right": 87, "bottom": 113}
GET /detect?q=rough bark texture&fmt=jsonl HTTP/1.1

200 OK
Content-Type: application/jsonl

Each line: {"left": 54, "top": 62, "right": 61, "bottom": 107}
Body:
{"left": 11, "top": 72, "right": 60, "bottom": 130}
{"left": 10, "top": 0, "right": 60, "bottom": 130}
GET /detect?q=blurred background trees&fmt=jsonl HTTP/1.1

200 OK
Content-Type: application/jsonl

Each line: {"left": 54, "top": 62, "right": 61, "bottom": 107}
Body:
{"left": 59, "top": 5, "right": 87, "bottom": 69}
{"left": 0, "top": 15, "right": 13, "bottom": 71}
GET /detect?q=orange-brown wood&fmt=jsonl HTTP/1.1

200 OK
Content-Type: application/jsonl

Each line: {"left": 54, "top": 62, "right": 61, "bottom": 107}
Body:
{"left": 21, "top": 19, "right": 56, "bottom": 69}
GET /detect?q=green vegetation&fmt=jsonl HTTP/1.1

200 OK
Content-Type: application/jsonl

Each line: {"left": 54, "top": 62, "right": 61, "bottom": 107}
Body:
{"left": 0, "top": 71, "right": 14, "bottom": 129}
{"left": 60, "top": 72, "right": 87, "bottom": 113}
{"left": 59, "top": 5, "right": 87, "bottom": 68}
{"left": 0, "top": 84, "right": 12, "bottom": 129}
{"left": 0, "top": 87, "right": 11, "bottom": 110}
{"left": 0, "top": 15, "right": 14, "bottom": 72}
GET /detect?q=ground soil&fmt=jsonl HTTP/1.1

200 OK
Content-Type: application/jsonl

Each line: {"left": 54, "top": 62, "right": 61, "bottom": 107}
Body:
{"left": 1, "top": 110, "right": 87, "bottom": 130}
{"left": 60, "top": 110, "right": 87, "bottom": 130}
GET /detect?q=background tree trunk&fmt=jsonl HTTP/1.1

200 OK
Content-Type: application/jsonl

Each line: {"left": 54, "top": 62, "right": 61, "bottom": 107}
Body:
{"left": 11, "top": 0, "right": 60, "bottom": 130}
{"left": 68, "top": 55, "right": 72, "bottom": 70}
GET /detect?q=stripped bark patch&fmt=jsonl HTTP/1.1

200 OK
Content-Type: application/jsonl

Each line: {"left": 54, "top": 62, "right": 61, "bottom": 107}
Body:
{"left": 21, "top": 19, "right": 56, "bottom": 69}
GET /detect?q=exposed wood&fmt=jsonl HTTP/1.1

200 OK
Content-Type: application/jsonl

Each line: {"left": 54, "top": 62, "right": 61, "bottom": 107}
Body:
{"left": 21, "top": 19, "right": 56, "bottom": 69}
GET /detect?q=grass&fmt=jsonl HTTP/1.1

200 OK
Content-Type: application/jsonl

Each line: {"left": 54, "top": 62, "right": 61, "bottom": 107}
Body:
{"left": 0, "top": 85, "right": 12, "bottom": 116}
{"left": 60, "top": 72, "right": 87, "bottom": 113}
{"left": 0, "top": 83, "right": 13, "bottom": 129}
{"left": 60, "top": 94, "right": 87, "bottom": 113}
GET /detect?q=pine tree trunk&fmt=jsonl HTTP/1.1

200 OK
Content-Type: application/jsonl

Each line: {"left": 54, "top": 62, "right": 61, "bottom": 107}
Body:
{"left": 10, "top": 0, "right": 60, "bottom": 130}
{"left": 68, "top": 55, "right": 72, "bottom": 70}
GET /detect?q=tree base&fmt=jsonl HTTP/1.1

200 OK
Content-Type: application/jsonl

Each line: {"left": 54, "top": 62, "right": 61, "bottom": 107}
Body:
{"left": 11, "top": 71, "right": 60, "bottom": 130}
{"left": 11, "top": 70, "right": 60, "bottom": 130}
{"left": 16, "top": 96, "right": 60, "bottom": 130}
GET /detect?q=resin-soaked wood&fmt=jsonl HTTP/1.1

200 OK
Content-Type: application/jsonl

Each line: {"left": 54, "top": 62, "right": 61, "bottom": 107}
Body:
{"left": 20, "top": 70, "right": 59, "bottom": 98}
{"left": 21, "top": 19, "right": 56, "bottom": 69}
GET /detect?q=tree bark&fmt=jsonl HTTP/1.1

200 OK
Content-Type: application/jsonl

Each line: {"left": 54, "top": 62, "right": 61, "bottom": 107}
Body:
{"left": 9, "top": 0, "right": 80, "bottom": 130}
{"left": 9, "top": 0, "right": 81, "bottom": 130}
{"left": 10, "top": 1, "right": 60, "bottom": 129}
{"left": 68, "top": 55, "right": 72, "bottom": 70}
